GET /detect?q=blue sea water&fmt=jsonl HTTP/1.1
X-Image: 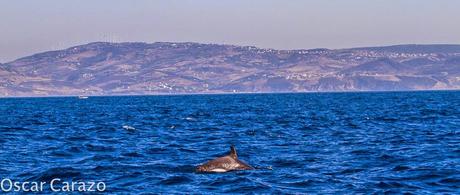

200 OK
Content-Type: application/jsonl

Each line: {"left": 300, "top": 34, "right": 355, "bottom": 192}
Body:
{"left": 0, "top": 92, "right": 459, "bottom": 194}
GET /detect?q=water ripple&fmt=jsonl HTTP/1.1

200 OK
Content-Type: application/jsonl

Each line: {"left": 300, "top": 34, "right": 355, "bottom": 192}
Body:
{"left": 0, "top": 92, "right": 459, "bottom": 193}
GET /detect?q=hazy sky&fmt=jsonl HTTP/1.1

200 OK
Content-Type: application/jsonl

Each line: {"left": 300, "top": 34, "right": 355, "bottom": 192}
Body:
{"left": 1, "top": 0, "right": 460, "bottom": 62}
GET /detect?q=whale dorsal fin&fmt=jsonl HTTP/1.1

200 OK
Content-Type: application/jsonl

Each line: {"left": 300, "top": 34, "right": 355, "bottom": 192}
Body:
{"left": 230, "top": 145, "right": 237, "bottom": 159}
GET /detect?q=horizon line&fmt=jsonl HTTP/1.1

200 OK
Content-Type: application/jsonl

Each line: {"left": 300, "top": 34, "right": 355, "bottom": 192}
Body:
{"left": 1, "top": 89, "right": 459, "bottom": 99}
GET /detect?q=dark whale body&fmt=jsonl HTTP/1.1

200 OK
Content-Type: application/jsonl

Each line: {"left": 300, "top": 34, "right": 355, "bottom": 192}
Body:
{"left": 196, "top": 146, "right": 253, "bottom": 173}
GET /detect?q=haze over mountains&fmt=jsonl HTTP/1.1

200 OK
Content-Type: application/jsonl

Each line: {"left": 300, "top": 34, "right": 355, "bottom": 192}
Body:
{"left": 1, "top": 42, "right": 460, "bottom": 96}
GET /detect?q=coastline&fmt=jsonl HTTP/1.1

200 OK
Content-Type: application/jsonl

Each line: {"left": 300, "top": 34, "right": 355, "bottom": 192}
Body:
{"left": 1, "top": 89, "right": 459, "bottom": 99}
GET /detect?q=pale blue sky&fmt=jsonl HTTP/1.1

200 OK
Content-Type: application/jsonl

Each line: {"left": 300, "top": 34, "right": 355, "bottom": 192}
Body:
{"left": 1, "top": 0, "right": 460, "bottom": 62}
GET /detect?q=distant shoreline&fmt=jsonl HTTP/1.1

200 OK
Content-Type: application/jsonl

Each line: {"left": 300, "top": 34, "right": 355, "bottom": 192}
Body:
{"left": 2, "top": 42, "right": 460, "bottom": 96}
{"left": 1, "top": 89, "right": 459, "bottom": 99}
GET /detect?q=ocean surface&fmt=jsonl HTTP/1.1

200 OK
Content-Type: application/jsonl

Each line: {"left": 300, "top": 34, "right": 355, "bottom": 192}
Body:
{"left": 0, "top": 92, "right": 459, "bottom": 193}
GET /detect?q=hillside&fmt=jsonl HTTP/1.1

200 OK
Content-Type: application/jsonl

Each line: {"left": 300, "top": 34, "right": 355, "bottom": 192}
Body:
{"left": 1, "top": 42, "right": 460, "bottom": 96}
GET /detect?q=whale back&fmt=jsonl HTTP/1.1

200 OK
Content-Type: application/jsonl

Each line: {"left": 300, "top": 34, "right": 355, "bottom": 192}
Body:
{"left": 196, "top": 145, "right": 253, "bottom": 172}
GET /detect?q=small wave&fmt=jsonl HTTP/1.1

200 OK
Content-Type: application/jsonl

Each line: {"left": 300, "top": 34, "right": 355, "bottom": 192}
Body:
{"left": 178, "top": 147, "right": 198, "bottom": 153}
{"left": 27, "top": 119, "right": 47, "bottom": 126}
{"left": 92, "top": 165, "right": 114, "bottom": 172}
{"left": 158, "top": 165, "right": 196, "bottom": 173}
{"left": 157, "top": 176, "right": 192, "bottom": 185}
{"left": 339, "top": 168, "right": 365, "bottom": 174}
{"left": 375, "top": 117, "right": 399, "bottom": 122}
{"left": 27, "top": 167, "right": 82, "bottom": 182}
{"left": 350, "top": 149, "right": 374, "bottom": 155}
{"left": 203, "top": 177, "right": 252, "bottom": 186}
{"left": 378, "top": 154, "right": 399, "bottom": 162}
{"left": 39, "top": 135, "right": 58, "bottom": 140}
{"left": 245, "top": 129, "right": 256, "bottom": 136}
{"left": 66, "top": 146, "right": 82, "bottom": 153}
{"left": 375, "top": 181, "right": 422, "bottom": 190}
{"left": 376, "top": 181, "right": 403, "bottom": 189}
{"left": 145, "top": 147, "right": 168, "bottom": 154}
{"left": 49, "top": 150, "right": 73, "bottom": 157}
{"left": 121, "top": 152, "right": 144, "bottom": 157}
{"left": 122, "top": 125, "right": 136, "bottom": 130}
{"left": 439, "top": 178, "right": 460, "bottom": 184}
{"left": 392, "top": 165, "right": 411, "bottom": 171}
{"left": 77, "top": 154, "right": 117, "bottom": 163}
{"left": 2, "top": 126, "right": 32, "bottom": 131}
{"left": 282, "top": 179, "right": 315, "bottom": 187}
{"left": 272, "top": 159, "right": 301, "bottom": 167}
{"left": 224, "top": 183, "right": 271, "bottom": 193}
{"left": 84, "top": 143, "right": 115, "bottom": 152}
{"left": 184, "top": 117, "right": 196, "bottom": 121}
{"left": 66, "top": 135, "right": 92, "bottom": 141}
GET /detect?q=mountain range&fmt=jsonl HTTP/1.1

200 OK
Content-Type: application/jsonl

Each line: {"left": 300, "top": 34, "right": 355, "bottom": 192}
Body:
{"left": 1, "top": 42, "right": 460, "bottom": 96}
